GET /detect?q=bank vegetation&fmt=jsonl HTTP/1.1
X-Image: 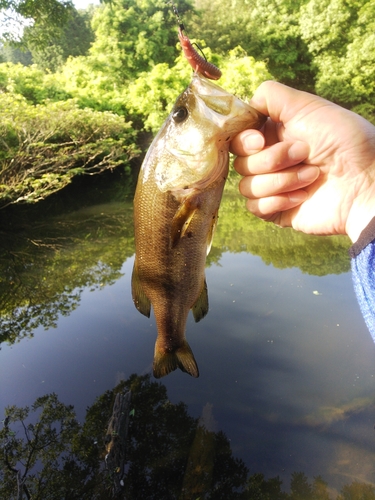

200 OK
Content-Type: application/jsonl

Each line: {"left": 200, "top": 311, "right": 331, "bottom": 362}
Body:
{"left": 0, "top": 0, "right": 374, "bottom": 207}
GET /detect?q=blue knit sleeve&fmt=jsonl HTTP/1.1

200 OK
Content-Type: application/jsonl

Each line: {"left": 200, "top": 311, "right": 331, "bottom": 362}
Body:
{"left": 351, "top": 241, "right": 375, "bottom": 341}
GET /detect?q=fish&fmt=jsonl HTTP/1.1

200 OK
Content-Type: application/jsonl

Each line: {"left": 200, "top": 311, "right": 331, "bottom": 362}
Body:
{"left": 131, "top": 73, "right": 266, "bottom": 378}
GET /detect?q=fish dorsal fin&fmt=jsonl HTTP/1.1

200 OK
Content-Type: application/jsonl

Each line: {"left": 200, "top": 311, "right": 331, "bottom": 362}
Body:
{"left": 131, "top": 261, "right": 151, "bottom": 318}
{"left": 170, "top": 195, "right": 200, "bottom": 248}
{"left": 206, "top": 208, "right": 219, "bottom": 256}
{"left": 192, "top": 278, "right": 209, "bottom": 323}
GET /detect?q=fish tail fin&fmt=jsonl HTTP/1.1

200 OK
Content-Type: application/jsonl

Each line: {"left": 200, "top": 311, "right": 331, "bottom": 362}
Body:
{"left": 153, "top": 340, "right": 199, "bottom": 379}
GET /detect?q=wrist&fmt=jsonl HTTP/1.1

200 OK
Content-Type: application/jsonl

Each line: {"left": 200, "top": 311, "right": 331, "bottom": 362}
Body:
{"left": 346, "top": 183, "right": 375, "bottom": 243}
{"left": 349, "top": 215, "right": 375, "bottom": 257}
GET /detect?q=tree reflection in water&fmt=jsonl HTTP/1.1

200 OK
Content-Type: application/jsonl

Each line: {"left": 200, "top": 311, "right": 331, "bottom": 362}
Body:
{"left": 0, "top": 173, "right": 350, "bottom": 348}
{"left": 1, "top": 374, "right": 374, "bottom": 500}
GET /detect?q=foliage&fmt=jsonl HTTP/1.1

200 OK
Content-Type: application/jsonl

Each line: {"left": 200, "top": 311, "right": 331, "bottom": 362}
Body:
{"left": 0, "top": 61, "right": 70, "bottom": 103}
{"left": 125, "top": 58, "right": 192, "bottom": 132}
{"left": 0, "top": 393, "right": 80, "bottom": 499}
{"left": 0, "top": 178, "right": 135, "bottom": 346}
{"left": 191, "top": 0, "right": 315, "bottom": 91}
{"left": 58, "top": 54, "right": 128, "bottom": 113}
{"left": 0, "top": 0, "right": 74, "bottom": 45}
{"left": 0, "top": 42, "right": 32, "bottom": 65}
{"left": 337, "top": 481, "right": 375, "bottom": 500}
{"left": 1, "top": 0, "right": 374, "bottom": 218}
{"left": 245, "top": 472, "right": 289, "bottom": 499}
{"left": 303, "top": 0, "right": 375, "bottom": 123}
{"left": 88, "top": 0, "right": 194, "bottom": 81}
{"left": 0, "top": 93, "right": 139, "bottom": 206}
{"left": 0, "top": 374, "right": 250, "bottom": 499}
{"left": 23, "top": 6, "right": 95, "bottom": 71}
{"left": 219, "top": 46, "right": 273, "bottom": 100}
{"left": 1, "top": 377, "right": 375, "bottom": 498}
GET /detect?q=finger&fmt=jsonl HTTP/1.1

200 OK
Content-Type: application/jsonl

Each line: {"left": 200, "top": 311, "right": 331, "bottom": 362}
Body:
{"left": 239, "top": 165, "right": 320, "bottom": 199}
{"left": 234, "top": 141, "right": 310, "bottom": 176}
{"left": 230, "top": 130, "right": 265, "bottom": 156}
{"left": 249, "top": 80, "right": 317, "bottom": 125}
{"left": 245, "top": 191, "right": 308, "bottom": 223}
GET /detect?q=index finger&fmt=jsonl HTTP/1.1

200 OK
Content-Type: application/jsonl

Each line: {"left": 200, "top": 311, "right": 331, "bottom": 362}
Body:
{"left": 249, "top": 81, "right": 318, "bottom": 125}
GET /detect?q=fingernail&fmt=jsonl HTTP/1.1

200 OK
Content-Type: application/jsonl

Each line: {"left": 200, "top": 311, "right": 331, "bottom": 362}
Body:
{"left": 298, "top": 165, "right": 320, "bottom": 182}
{"left": 243, "top": 132, "right": 264, "bottom": 153}
{"left": 289, "top": 141, "right": 309, "bottom": 161}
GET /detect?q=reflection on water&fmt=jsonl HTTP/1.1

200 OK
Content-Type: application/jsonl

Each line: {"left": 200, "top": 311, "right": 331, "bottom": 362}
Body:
{"left": 1, "top": 171, "right": 375, "bottom": 497}
{"left": 2, "top": 375, "right": 375, "bottom": 499}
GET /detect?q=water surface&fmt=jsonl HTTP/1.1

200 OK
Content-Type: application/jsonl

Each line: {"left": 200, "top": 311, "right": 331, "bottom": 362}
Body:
{"left": 1, "top": 172, "right": 374, "bottom": 498}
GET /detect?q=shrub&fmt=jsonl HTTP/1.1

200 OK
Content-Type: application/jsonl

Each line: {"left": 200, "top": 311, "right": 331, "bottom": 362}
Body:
{"left": 0, "top": 95, "right": 139, "bottom": 206}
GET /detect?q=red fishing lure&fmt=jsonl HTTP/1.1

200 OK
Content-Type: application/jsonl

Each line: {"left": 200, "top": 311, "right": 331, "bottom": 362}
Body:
{"left": 178, "top": 27, "right": 222, "bottom": 80}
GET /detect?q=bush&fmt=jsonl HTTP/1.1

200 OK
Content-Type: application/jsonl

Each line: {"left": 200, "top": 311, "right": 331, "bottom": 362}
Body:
{"left": 0, "top": 94, "right": 139, "bottom": 206}
{"left": 0, "top": 62, "right": 71, "bottom": 104}
{"left": 219, "top": 46, "right": 273, "bottom": 100}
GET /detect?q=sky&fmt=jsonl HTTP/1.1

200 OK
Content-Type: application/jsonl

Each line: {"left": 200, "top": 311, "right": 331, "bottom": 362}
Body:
{"left": 73, "top": 0, "right": 100, "bottom": 10}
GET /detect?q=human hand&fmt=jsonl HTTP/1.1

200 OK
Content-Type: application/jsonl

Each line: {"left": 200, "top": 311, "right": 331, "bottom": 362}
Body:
{"left": 230, "top": 81, "right": 375, "bottom": 242}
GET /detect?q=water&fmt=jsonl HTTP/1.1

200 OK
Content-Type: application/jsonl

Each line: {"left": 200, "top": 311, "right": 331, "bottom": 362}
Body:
{"left": 1, "top": 171, "right": 374, "bottom": 498}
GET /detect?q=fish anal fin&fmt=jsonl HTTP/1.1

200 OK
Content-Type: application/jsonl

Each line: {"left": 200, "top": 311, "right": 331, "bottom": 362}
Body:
{"left": 131, "top": 262, "right": 151, "bottom": 318}
{"left": 206, "top": 208, "right": 219, "bottom": 255}
{"left": 153, "top": 340, "right": 199, "bottom": 378}
{"left": 171, "top": 196, "right": 200, "bottom": 248}
{"left": 192, "top": 278, "right": 209, "bottom": 323}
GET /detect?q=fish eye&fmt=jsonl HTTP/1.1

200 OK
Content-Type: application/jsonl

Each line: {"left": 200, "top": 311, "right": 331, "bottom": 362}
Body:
{"left": 172, "top": 106, "right": 188, "bottom": 123}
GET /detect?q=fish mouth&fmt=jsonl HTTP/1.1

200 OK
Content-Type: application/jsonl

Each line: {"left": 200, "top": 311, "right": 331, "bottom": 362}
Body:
{"left": 192, "top": 74, "right": 267, "bottom": 133}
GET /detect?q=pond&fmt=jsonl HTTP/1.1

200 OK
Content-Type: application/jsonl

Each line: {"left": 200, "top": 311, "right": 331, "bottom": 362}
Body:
{"left": 1, "top": 169, "right": 375, "bottom": 499}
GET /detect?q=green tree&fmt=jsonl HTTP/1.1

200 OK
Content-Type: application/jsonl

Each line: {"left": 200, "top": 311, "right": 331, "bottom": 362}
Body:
{"left": 312, "top": 475, "right": 330, "bottom": 500}
{"left": 191, "top": 0, "right": 315, "bottom": 90}
{"left": 299, "top": 0, "right": 356, "bottom": 56}
{"left": 300, "top": 0, "right": 375, "bottom": 123}
{"left": 0, "top": 374, "right": 252, "bottom": 498}
{"left": 337, "top": 481, "right": 375, "bottom": 500}
{"left": 0, "top": 61, "right": 70, "bottom": 103}
{"left": 23, "top": 6, "right": 95, "bottom": 71}
{"left": 0, "top": 393, "right": 81, "bottom": 499}
{"left": 88, "top": 0, "right": 194, "bottom": 82}
{"left": 290, "top": 471, "right": 312, "bottom": 500}
{"left": 245, "top": 472, "right": 288, "bottom": 499}
{"left": 0, "top": 0, "right": 74, "bottom": 45}
{"left": 0, "top": 42, "right": 32, "bottom": 64}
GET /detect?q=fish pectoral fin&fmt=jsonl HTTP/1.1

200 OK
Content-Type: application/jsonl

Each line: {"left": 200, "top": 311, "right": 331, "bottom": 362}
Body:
{"left": 170, "top": 196, "right": 200, "bottom": 248}
{"left": 192, "top": 278, "right": 209, "bottom": 323}
{"left": 206, "top": 208, "right": 219, "bottom": 255}
{"left": 131, "top": 263, "right": 151, "bottom": 318}
{"left": 153, "top": 340, "right": 199, "bottom": 378}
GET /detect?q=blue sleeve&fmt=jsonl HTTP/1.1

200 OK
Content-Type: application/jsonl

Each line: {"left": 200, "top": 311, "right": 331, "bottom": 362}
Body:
{"left": 351, "top": 241, "right": 375, "bottom": 341}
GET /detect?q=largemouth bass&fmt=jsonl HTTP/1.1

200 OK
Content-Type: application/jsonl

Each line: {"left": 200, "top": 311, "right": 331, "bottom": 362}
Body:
{"left": 132, "top": 74, "right": 266, "bottom": 378}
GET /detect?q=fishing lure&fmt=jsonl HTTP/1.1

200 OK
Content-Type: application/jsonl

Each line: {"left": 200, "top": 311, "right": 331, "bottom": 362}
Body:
{"left": 177, "top": 27, "right": 222, "bottom": 80}
{"left": 170, "top": 1, "right": 222, "bottom": 80}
